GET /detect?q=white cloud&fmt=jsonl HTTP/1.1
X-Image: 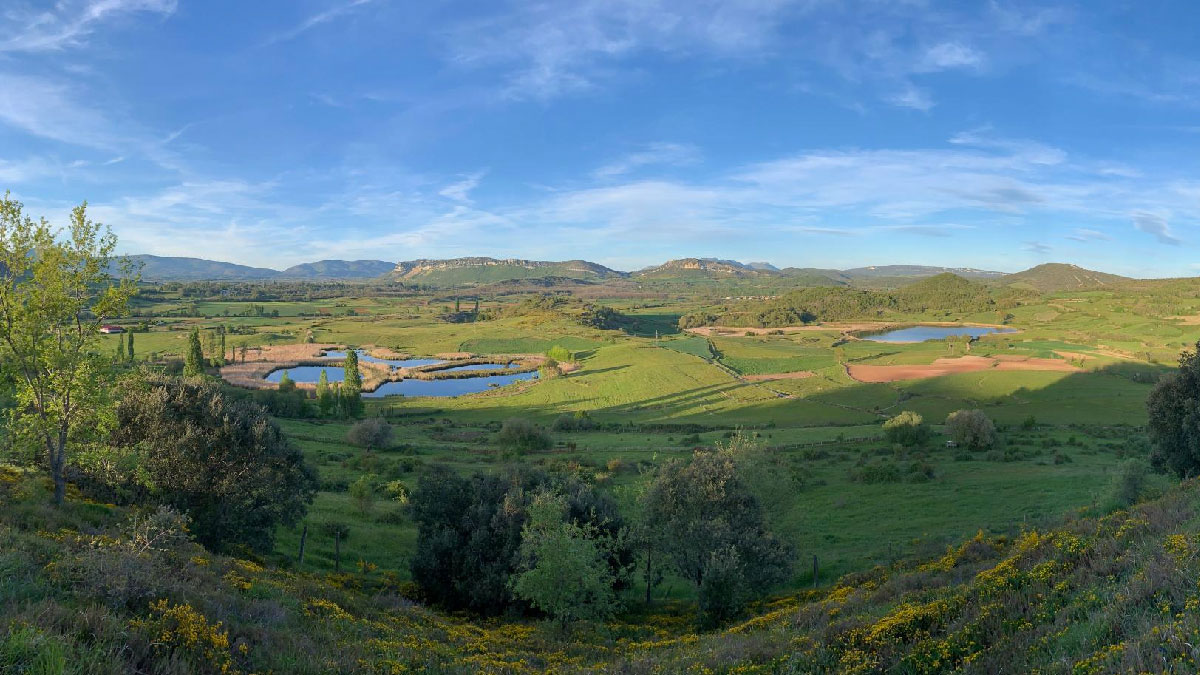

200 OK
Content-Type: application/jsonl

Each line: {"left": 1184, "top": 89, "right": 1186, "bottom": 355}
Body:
{"left": 0, "top": 0, "right": 175, "bottom": 52}
{"left": 917, "top": 42, "right": 984, "bottom": 72}
{"left": 261, "top": 0, "right": 375, "bottom": 46}
{"left": 438, "top": 172, "right": 486, "bottom": 203}
{"left": 594, "top": 142, "right": 701, "bottom": 178}
{"left": 885, "top": 84, "right": 934, "bottom": 111}
{"left": 446, "top": 0, "right": 800, "bottom": 100}
{"left": 1066, "top": 228, "right": 1111, "bottom": 242}
{"left": 0, "top": 74, "right": 121, "bottom": 149}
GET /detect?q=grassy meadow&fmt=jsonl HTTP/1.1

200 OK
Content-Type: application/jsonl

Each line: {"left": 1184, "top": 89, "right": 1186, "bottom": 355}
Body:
{"left": 93, "top": 279, "right": 1195, "bottom": 598}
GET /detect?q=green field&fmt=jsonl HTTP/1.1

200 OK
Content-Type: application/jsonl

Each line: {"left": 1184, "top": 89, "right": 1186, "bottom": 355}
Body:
{"left": 95, "top": 279, "right": 1191, "bottom": 597}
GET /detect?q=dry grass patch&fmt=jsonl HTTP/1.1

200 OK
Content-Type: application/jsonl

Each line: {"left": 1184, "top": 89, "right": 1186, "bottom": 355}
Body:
{"left": 848, "top": 354, "right": 1080, "bottom": 383}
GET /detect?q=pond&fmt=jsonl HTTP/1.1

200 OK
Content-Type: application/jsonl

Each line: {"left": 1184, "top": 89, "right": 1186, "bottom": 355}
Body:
{"left": 433, "top": 363, "right": 514, "bottom": 372}
{"left": 322, "top": 349, "right": 443, "bottom": 369}
{"left": 862, "top": 325, "right": 1017, "bottom": 343}
{"left": 363, "top": 371, "right": 538, "bottom": 398}
{"left": 266, "top": 366, "right": 343, "bottom": 383}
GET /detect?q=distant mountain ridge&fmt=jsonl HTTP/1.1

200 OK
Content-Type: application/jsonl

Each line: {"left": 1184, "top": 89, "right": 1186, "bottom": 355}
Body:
{"left": 387, "top": 257, "right": 624, "bottom": 284}
{"left": 121, "top": 254, "right": 1137, "bottom": 292}
{"left": 124, "top": 255, "right": 394, "bottom": 281}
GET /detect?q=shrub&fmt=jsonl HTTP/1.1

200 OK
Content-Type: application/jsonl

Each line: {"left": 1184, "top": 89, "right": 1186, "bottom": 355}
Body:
{"left": 545, "top": 345, "right": 572, "bottom": 362}
{"left": 945, "top": 410, "right": 997, "bottom": 451}
{"left": 552, "top": 411, "right": 595, "bottom": 432}
{"left": 347, "top": 418, "right": 394, "bottom": 451}
{"left": 1147, "top": 341, "right": 1200, "bottom": 477}
{"left": 410, "top": 465, "right": 628, "bottom": 616}
{"left": 349, "top": 475, "right": 377, "bottom": 516}
{"left": 495, "top": 419, "right": 553, "bottom": 455}
{"left": 1108, "top": 459, "right": 1151, "bottom": 507}
{"left": 106, "top": 376, "right": 318, "bottom": 554}
{"left": 883, "top": 411, "right": 930, "bottom": 447}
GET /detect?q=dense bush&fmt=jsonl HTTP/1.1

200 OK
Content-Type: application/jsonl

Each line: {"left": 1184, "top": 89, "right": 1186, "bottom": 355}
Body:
{"left": 104, "top": 376, "right": 318, "bottom": 553}
{"left": 883, "top": 410, "right": 930, "bottom": 447}
{"left": 346, "top": 418, "right": 394, "bottom": 451}
{"left": 409, "top": 464, "right": 628, "bottom": 616}
{"left": 642, "top": 451, "right": 793, "bottom": 627}
{"left": 1147, "top": 340, "right": 1200, "bottom": 478}
{"left": 495, "top": 418, "right": 553, "bottom": 454}
{"left": 946, "top": 409, "right": 997, "bottom": 451}
{"left": 551, "top": 411, "right": 596, "bottom": 432}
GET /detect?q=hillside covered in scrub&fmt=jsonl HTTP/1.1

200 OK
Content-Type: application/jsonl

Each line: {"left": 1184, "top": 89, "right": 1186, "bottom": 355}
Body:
{"left": 680, "top": 274, "right": 1036, "bottom": 328}
{"left": 3, "top": 464, "right": 1199, "bottom": 673}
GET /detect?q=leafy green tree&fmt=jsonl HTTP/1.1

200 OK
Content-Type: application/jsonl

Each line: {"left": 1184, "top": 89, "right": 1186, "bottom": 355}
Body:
{"left": 883, "top": 411, "right": 930, "bottom": 447}
{"left": 277, "top": 370, "right": 294, "bottom": 391}
{"left": 126, "top": 331, "right": 135, "bottom": 362}
{"left": 316, "top": 369, "right": 335, "bottom": 416}
{"left": 217, "top": 331, "right": 226, "bottom": 367}
{"left": 545, "top": 345, "right": 572, "bottom": 362}
{"left": 341, "top": 350, "right": 363, "bottom": 417}
{"left": 642, "top": 451, "right": 793, "bottom": 627}
{"left": 715, "top": 429, "right": 798, "bottom": 541}
{"left": 349, "top": 474, "right": 377, "bottom": 516}
{"left": 183, "top": 328, "right": 205, "bottom": 376}
{"left": 697, "top": 545, "right": 749, "bottom": 626}
{"left": 511, "top": 491, "right": 622, "bottom": 632}
{"left": 1148, "top": 341, "right": 1200, "bottom": 477}
{"left": 410, "top": 465, "right": 628, "bottom": 616}
{"left": 106, "top": 376, "right": 318, "bottom": 553}
{"left": 946, "top": 410, "right": 997, "bottom": 450}
{"left": 116, "top": 336, "right": 126, "bottom": 362}
{"left": 0, "top": 195, "right": 137, "bottom": 505}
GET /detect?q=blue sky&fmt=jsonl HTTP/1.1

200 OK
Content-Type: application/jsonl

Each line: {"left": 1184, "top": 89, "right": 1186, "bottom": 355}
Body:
{"left": 2, "top": 1, "right": 1199, "bottom": 275}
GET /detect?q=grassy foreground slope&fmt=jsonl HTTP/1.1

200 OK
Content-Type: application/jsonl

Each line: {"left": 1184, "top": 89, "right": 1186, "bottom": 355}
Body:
{"left": 3, "top": 463, "right": 1199, "bottom": 674}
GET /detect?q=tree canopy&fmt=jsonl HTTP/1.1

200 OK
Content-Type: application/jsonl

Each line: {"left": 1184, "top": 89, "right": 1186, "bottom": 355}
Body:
{"left": 1147, "top": 341, "right": 1200, "bottom": 477}
{"left": 0, "top": 195, "right": 137, "bottom": 504}
{"left": 107, "top": 376, "right": 318, "bottom": 553}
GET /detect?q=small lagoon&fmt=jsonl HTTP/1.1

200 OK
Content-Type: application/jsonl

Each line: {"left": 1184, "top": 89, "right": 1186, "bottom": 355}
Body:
{"left": 266, "top": 366, "right": 343, "bottom": 383}
{"left": 363, "top": 371, "right": 538, "bottom": 398}
{"left": 322, "top": 349, "right": 443, "bottom": 369}
{"left": 862, "top": 325, "right": 1016, "bottom": 343}
{"left": 433, "top": 363, "right": 514, "bottom": 372}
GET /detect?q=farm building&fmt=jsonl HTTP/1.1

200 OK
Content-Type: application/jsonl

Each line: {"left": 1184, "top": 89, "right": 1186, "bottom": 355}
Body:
{"left": 99, "top": 325, "right": 125, "bottom": 334}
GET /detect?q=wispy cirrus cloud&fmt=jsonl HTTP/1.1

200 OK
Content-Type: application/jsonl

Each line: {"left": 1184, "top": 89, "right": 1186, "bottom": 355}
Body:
{"left": 446, "top": 0, "right": 801, "bottom": 100}
{"left": 594, "top": 142, "right": 701, "bottom": 178}
{"left": 438, "top": 171, "right": 487, "bottom": 203}
{"left": 0, "top": 0, "right": 175, "bottom": 52}
{"left": 1066, "top": 228, "right": 1111, "bottom": 242}
{"left": 0, "top": 73, "right": 121, "bottom": 150}
{"left": 261, "top": 0, "right": 375, "bottom": 46}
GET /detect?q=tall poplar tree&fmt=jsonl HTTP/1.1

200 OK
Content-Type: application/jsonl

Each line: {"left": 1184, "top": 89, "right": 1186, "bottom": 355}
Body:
{"left": 184, "top": 328, "right": 205, "bottom": 376}
{"left": 341, "top": 351, "right": 363, "bottom": 417}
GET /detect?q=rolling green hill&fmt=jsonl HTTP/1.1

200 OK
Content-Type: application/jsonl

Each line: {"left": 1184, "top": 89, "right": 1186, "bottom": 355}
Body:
{"left": 124, "top": 255, "right": 280, "bottom": 281}
{"left": 1001, "top": 263, "right": 1131, "bottom": 293}
{"left": 278, "top": 260, "right": 395, "bottom": 279}
{"left": 123, "top": 256, "right": 395, "bottom": 281}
